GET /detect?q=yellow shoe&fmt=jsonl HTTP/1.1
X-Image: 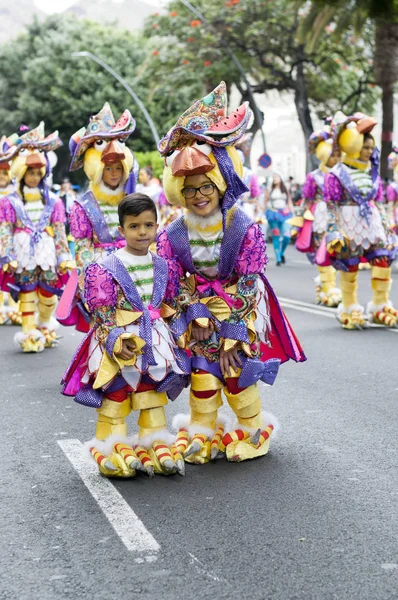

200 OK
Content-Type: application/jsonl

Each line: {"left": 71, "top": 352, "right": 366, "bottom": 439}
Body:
{"left": 337, "top": 304, "right": 366, "bottom": 330}
{"left": 367, "top": 302, "right": 398, "bottom": 328}
{"left": 14, "top": 330, "right": 46, "bottom": 353}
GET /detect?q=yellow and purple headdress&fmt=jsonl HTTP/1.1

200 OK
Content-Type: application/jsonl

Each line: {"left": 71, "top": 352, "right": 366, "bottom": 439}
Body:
{"left": 332, "top": 110, "right": 377, "bottom": 160}
{"left": 158, "top": 81, "right": 251, "bottom": 215}
{"left": 0, "top": 134, "right": 19, "bottom": 172}
{"left": 308, "top": 120, "right": 334, "bottom": 166}
{"left": 9, "top": 122, "right": 62, "bottom": 184}
{"left": 69, "top": 102, "right": 137, "bottom": 192}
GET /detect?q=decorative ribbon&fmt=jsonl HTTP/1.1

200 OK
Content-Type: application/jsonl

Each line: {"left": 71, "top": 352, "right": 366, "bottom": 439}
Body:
{"left": 334, "top": 150, "right": 380, "bottom": 225}
{"left": 196, "top": 275, "right": 234, "bottom": 308}
{"left": 148, "top": 305, "right": 161, "bottom": 321}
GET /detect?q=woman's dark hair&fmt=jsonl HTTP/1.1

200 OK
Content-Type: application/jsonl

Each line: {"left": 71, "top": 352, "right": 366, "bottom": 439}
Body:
{"left": 363, "top": 132, "right": 375, "bottom": 145}
{"left": 118, "top": 193, "right": 157, "bottom": 227}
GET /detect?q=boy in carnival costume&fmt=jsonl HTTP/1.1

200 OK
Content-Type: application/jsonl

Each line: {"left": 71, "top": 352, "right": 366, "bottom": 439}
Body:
{"left": 62, "top": 194, "right": 190, "bottom": 478}
{"left": 0, "top": 135, "right": 21, "bottom": 325}
{"left": 157, "top": 82, "right": 306, "bottom": 464}
{"left": 289, "top": 123, "right": 342, "bottom": 307}
{"left": 324, "top": 111, "right": 398, "bottom": 329}
{"left": 59, "top": 102, "right": 138, "bottom": 331}
{"left": 0, "top": 123, "right": 73, "bottom": 352}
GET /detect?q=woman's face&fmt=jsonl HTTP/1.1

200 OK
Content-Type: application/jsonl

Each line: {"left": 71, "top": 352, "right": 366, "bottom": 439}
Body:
{"left": 24, "top": 168, "right": 42, "bottom": 189}
{"left": 273, "top": 174, "right": 281, "bottom": 186}
{"left": 102, "top": 161, "right": 123, "bottom": 188}
{"left": 139, "top": 169, "right": 150, "bottom": 185}
{"left": 183, "top": 173, "right": 220, "bottom": 218}
{"left": 359, "top": 138, "right": 374, "bottom": 162}
{"left": 326, "top": 149, "right": 341, "bottom": 169}
{"left": 0, "top": 170, "right": 10, "bottom": 188}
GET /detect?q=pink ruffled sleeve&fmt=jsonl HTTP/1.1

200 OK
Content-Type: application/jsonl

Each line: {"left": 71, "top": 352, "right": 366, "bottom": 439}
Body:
{"left": 51, "top": 198, "right": 66, "bottom": 224}
{"left": 250, "top": 174, "right": 261, "bottom": 199}
{"left": 324, "top": 173, "right": 343, "bottom": 203}
{"left": 156, "top": 228, "right": 185, "bottom": 280}
{"left": 386, "top": 184, "right": 397, "bottom": 203}
{"left": 235, "top": 223, "right": 268, "bottom": 275}
{"left": 69, "top": 202, "right": 93, "bottom": 239}
{"left": 0, "top": 197, "right": 17, "bottom": 223}
{"left": 84, "top": 263, "right": 118, "bottom": 312}
{"left": 302, "top": 173, "right": 317, "bottom": 201}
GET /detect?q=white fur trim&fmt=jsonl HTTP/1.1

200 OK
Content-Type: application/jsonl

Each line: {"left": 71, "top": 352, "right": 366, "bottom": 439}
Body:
{"left": 319, "top": 287, "right": 341, "bottom": 299}
{"left": 13, "top": 329, "right": 45, "bottom": 347}
{"left": 184, "top": 209, "right": 223, "bottom": 232}
{"left": 337, "top": 303, "right": 364, "bottom": 315}
{"left": 366, "top": 300, "right": 393, "bottom": 317}
{"left": 37, "top": 316, "right": 60, "bottom": 331}
{"left": 82, "top": 434, "right": 134, "bottom": 461}
{"left": 229, "top": 410, "right": 280, "bottom": 436}
{"left": 172, "top": 413, "right": 190, "bottom": 431}
{"left": 133, "top": 429, "right": 175, "bottom": 448}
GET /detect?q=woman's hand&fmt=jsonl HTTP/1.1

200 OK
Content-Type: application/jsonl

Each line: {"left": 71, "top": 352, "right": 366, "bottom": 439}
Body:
{"left": 220, "top": 347, "right": 242, "bottom": 377}
{"left": 191, "top": 321, "right": 214, "bottom": 341}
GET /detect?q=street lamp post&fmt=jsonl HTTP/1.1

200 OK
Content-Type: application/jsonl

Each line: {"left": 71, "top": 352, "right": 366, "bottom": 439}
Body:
{"left": 179, "top": 0, "right": 267, "bottom": 153}
{"left": 71, "top": 51, "right": 160, "bottom": 146}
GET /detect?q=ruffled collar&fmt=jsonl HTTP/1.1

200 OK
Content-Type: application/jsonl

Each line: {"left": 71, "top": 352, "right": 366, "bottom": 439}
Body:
{"left": 90, "top": 181, "right": 125, "bottom": 206}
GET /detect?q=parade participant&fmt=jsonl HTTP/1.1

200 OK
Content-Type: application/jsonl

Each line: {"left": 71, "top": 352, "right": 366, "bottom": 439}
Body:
{"left": 0, "top": 123, "right": 72, "bottom": 352}
{"left": 62, "top": 102, "right": 138, "bottom": 331}
{"left": 0, "top": 135, "right": 21, "bottom": 325}
{"left": 157, "top": 82, "right": 306, "bottom": 464}
{"left": 136, "top": 166, "right": 162, "bottom": 204}
{"left": 324, "top": 111, "right": 398, "bottom": 329}
{"left": 62, "top": 194, "right": 190, "bottom": 478}
{"left": 235, "top": 134, "right": 262, "bottom": 222}
{"left": 386, "top": 145, "right": 398, "bottom": 234}
{"left": 289, "top": 125, "right": 342, "bottom": 307}
{"left": 264, "top": 172, "right": 294, "bottom": 265}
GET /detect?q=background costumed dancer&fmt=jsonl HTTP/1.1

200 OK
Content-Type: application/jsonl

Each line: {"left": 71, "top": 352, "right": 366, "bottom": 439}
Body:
{"left": 386, "top": 145, "right": 398, "bottom": 237}
{"left": 0, "top": 123, "right": 72, "bottom": 352}
{"left": 264, "top": 173, "right": 294, "bottom": 266}
{"left": 324, "top": 111, "right": 398, "bottom": 329}
{"left": 289, "top": 124, "right": 342, "bottom": 307}
{"left": 157, "top": 82, "right": 306, "bottom": 464}
{"left": 62, "top": 194, "right": 190, "bottom": 478}
{"left": 59, "top": 102, "right": 138, "bottom": 331}
{"left": 0, "top": 135, "right": 22, "bottom": 325}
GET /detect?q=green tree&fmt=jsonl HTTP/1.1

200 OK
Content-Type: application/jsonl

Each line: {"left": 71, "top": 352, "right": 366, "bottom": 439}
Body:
{"left": 0, "top": 14, "right": 195, "bottom": 182}
{"left": 143, "top": 0, "right": 378, "bottom": 170}
{"left": 299, "top": 0, "right": 398, "bottom": 177}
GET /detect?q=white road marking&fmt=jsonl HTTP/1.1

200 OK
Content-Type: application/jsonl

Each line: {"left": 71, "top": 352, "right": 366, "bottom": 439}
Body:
{"left": 188, "top": 552, "right": 227, "bottom": 583}
{"left": 281, "top": 297, "right": 398, "bottom": 333}
{"left": 58, "top": 438, "right": 160, "bottom": 555}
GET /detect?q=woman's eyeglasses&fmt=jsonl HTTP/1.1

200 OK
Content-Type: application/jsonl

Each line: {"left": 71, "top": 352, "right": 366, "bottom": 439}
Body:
{"left": 181, "top": 183, "right": 215, "bottom": 199}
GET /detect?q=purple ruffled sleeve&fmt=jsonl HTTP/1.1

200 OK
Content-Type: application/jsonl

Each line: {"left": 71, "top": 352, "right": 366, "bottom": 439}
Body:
{"left": 386, "top": 184, "right": 398, "bottom": 203}
{"left": 374, "top": 178, "right": 384, "bottom": 203}
{"left": 235, "top": 223, "right": 268, "bottom": 275}
{"left": 69, "top": 202, "right": 93, "bottom": 239}
{"left": 0, "top": 197, "right": 17, "bottom": 223}
{"left": 84, "top": 263, "right": 118, "bottom": 312}
{"left": 302, "top": 173, "right": 317, "bottom": 201}
{"left": 51, "top": 198, "right": 67, "bottom": 224}
{"left": 324, "top": 173, "right": 343, "bottom": 203}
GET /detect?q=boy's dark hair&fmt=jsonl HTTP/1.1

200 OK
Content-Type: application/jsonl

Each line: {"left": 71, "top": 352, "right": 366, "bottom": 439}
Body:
{"left": 118, "top": 193, "right": 157, "bottom": 227}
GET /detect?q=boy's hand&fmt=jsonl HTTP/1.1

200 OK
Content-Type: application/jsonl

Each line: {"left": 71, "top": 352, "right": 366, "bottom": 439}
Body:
{"left": 115, "top": 339, "right": 136, "bottom": 361}
{"left": 191, "top": 321, "right": 214, "bottom": 341}
{"left": 220, "top": 347, "right": 242, "bottom": 377}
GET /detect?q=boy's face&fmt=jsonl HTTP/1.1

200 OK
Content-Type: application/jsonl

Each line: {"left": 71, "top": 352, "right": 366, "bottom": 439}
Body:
{"left": 102, "top": 161, "right": 123, "bottom": 189}
{"left": 183, "top": 173, "right": 220, "bottom": 218}
{"left": 0, "top": 170, "right": 10, "bottom": 188}
{"left": 24, "top": 167, "right": 42, "bottom": 188}
{"left": 118, "top": 210, "right": 158, "bottom": 256}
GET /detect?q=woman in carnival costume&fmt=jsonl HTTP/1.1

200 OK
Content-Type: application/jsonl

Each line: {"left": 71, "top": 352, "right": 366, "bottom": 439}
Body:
{"left": 324, "top": 111, "right": 398, "bottom": 329}
{"left": 264, "top": 172, "right": 294, "bottom": 265}
{"left": 386, "top": 145, "right": 398, "bottom": 236}
{"left": 62, "top": 194, "right": 190, "bottom": 478}
{"left": 289, "top": 124, "right": 342, "bottom": 307}
{"left": 0, "top": 135, "right": 22, "bottom": 326}
{"left": 0, "top": 123, "right": 73, "bottom": 352}
{"left": 157, "top": 82, "right": 306, "bottom": 464}
{"left": 59, "top": 102, "right": 138, "bottom": 331}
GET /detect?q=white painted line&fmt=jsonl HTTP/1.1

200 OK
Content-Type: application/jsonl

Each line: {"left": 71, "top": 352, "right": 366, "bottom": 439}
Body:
{"left": 281, "top": 298, "right": 398, "bottom": 333}
{"left": 188, "top": 552, "right": 227, "bottom": 583}
{"left": 58, "top": 438, "right": 160, "bottom": 554}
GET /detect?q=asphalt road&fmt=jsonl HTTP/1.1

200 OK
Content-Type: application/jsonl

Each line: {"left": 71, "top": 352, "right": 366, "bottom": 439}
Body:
{"left": 1, "top": 246, "right": 397, "bottom": 600}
